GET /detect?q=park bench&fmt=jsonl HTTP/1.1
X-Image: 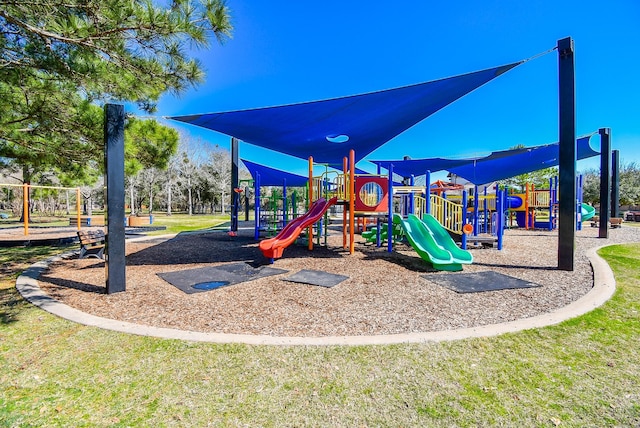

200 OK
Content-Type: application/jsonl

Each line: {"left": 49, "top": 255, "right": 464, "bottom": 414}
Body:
{"left": 77, "top": 230, "right": 105, "bottom": 259}
{"left": 590, "top": 216, "right": 623, "bottom": 228}
{"left": 610, "top": 217, "right": 623, "bottom": 228}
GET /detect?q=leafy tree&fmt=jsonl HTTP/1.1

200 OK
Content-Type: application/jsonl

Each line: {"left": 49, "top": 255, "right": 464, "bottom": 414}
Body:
{"left": 177, "top": 139, "right": 207, "bottom": 215}
{"left": 580, "top": 161, "right": 640, "bottom": 208}
{"left": 580, "top": 168, "right": 599, "bottom": 205}
{"left": 619, "top": 161, "right": 640, "bottom": 207}
{"left": 124, "top": 118, "right": 179, "bottom": 176}
{"left": 161, "top": 154, "right": 181, "bottom": 215}
{"left": 124, "top": 118, "right": 179, "bottom": 214}
{"left": 0, "top": 0, "right": 232, "bottom": 177}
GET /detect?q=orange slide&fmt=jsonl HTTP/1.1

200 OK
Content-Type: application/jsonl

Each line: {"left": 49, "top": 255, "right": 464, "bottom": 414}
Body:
{"left": 259, "top": 196, "right": 338, "bottom": 260}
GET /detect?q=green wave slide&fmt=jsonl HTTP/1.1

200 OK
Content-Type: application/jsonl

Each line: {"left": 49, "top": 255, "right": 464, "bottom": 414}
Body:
{"left": 394, "top": 213, "right": 473, "bottom": 272}
{"left": 581, "top": 203, "right": 596, "bottom": 221}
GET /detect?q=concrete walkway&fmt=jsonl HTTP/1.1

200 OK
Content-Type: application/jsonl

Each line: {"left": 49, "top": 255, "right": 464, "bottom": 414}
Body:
{"left": 15, "top": 246, "right": 616, "bottom": 346}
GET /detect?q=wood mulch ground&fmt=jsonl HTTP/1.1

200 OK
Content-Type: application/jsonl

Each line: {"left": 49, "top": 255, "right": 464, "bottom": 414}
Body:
{"left": 31, "top": 223, "right": 640, "bottom": 337}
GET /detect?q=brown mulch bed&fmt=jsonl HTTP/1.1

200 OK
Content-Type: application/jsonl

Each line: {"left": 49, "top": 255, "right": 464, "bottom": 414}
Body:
{"left": 35, "top": 225, "right": 640, "bottom": 337}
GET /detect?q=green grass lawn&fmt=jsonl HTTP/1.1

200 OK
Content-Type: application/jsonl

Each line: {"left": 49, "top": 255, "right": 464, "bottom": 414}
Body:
{"left": 1, "top": 241, "right": 639, "bottom": 426}
{"left": 0, "top": 212, "right": 233, "bottom": 233}
{"left": 145, "top": 213, "right": 232, "bottom": 235}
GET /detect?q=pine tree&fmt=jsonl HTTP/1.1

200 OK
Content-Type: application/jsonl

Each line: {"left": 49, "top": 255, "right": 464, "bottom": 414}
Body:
{"left": 0, "top": 0, "right": 232, "bottom": 179}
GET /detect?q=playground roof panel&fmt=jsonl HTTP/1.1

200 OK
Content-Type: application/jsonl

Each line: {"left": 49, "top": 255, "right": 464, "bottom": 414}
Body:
{"left": 241, "top": 159, "right": 309, "bottom": 187}
{"left": 168, "top": 62, "right": 522, "bottom": 165}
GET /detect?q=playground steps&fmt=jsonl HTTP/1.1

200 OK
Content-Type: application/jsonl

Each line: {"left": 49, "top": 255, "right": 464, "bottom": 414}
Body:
{"left": 466, "top": 235, "right": 498, "bottom": 248}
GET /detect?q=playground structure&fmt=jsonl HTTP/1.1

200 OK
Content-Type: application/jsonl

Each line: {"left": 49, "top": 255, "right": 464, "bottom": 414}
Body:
{"left": 256, "top": 150, "right": 475, "bottom": 271}
{"left": 251, "top": 147, "right": 605, "bottom": 269}
{"left": 504, "top": 176, "right": 595, "bottom": 231}
{"left": 162, "top": 37, "right": 618, "bottom": 284}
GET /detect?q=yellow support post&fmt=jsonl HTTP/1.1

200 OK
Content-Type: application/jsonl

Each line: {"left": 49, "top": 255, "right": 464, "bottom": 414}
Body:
{"left": 76, "top": 188, "right": 82, "bottom": 230}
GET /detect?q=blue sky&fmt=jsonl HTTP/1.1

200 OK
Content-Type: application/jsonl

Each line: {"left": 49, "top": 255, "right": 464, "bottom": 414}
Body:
{"left": 152, "top": 0, "right": 640, "bottom": 178}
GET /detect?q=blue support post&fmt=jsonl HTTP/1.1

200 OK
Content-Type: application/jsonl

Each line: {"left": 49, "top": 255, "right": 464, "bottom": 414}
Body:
{"left": 495, "top": 184, "right": 501, "bottom": 231}
{"left": 553, "top": 176, "right": 559, "bottom": 230}
{"left": 549, "top": 178, "right": 555, "bottom": 231}
{"left": 254, "top": 172, "right": 261, "bottom": 241}
{"left": 461, "top": 189, "right": 468, "bottom": 250}
{"left": 473, "top": 185, "right": 479, "bottom": 236}
{"left": 483, "top": 187, "right": 488, "bottom": 234}
{"left": 497, "top": 190, "right": 504, "bottom": 250}
{"left": 409, "top": 175, "right": 415, "bottom": 214}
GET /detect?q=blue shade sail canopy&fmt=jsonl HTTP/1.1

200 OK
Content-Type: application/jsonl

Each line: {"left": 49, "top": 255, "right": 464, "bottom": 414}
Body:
{"left": 169, "top": 62, "right": 523, "bottom": 165}
{"left": 241, "top": 159, "right": 309, "bottom": 187}
{"left": 448, "top": 135, "right": 599, "bottom": 184}
{"left": 369, "top": 157, "right": 478, "bottom": 178}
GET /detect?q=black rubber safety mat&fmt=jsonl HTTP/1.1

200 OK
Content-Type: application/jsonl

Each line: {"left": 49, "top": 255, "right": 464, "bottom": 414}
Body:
{"left": 422, "top": 270, "right": 542, "bottom": 294}
{"left": 158, "top": 262, "right": 288, "bottom": 294}
{"left": 283, "top": 269, "right": 348, "bottom": 288}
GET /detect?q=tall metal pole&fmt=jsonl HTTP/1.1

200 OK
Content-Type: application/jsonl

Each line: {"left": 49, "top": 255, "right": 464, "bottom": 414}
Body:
{"left": 557, "top": 37, "right": 576, "bottom": 271}
{"left": 230, "top": 137, "right": 239, "bottom": 233}
{"left": 611, "top": 149, "right": 620, "bottom": 219}
{"left": 598, "top": 128, "right": 611, "bottom": 238}
{"left": 104, "top": 103, "right": 126, "bottom": 293}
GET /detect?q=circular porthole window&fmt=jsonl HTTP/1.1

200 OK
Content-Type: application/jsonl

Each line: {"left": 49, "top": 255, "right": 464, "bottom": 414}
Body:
{"left": 359, "top": 181, "right": 384, "bottom": 207}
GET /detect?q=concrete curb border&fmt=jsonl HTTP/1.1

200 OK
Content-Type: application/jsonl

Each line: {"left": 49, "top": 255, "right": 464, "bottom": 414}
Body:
{"left": 15, "top": 245, "right": 616, "bottom": 346}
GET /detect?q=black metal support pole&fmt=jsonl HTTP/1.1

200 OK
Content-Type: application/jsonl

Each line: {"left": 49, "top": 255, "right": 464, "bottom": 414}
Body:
{"left": 244, "top": 186, "right": 250, "bottom": 222}
{"left": 230, "top": 137, "right": 239, "bottom": 232}
{"left": 611, "top": 149, "right": 620, "bottom": 219}
{"left": 598, "top": 128, "right": 611, "bottom": 238}
{"left": 557, "top": 37, "right": 576, "bottom": 271}
{"left": 104, "top": 103, "right": 126, "bottom": 293}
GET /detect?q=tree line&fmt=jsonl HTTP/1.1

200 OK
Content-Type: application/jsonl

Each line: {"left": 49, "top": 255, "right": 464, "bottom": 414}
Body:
{"left": 581, "top": 161, "right": 640, "bottom": 208}
{"left": 0, "top": 133, "right": 249, "bottom": 218}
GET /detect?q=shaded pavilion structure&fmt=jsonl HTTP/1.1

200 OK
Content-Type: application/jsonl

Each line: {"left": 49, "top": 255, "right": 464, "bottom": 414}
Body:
{"left": 164, "top": 39, "right": 582, "bottom": 273}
